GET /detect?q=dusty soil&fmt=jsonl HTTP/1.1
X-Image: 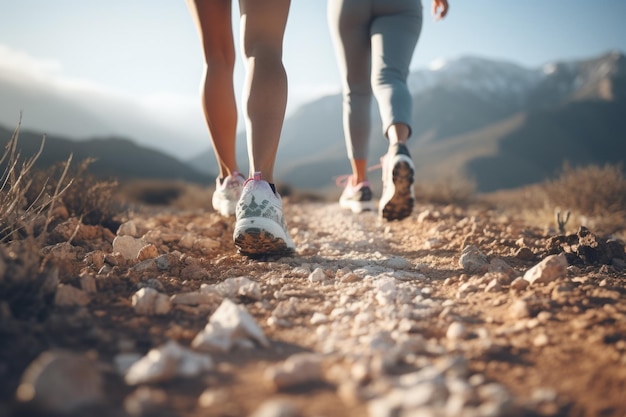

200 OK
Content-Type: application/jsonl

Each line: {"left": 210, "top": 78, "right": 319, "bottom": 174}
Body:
{"left": 1, "top": 198, "right": 625, "bottom": 417}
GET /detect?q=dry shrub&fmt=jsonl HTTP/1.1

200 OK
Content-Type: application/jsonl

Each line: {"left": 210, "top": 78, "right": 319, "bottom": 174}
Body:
{"left": 0, "top": 123, "right": 72, "bottom": 241}
{"left": 415, "top": 173, "right": 476, "bottom": 206}
{"left": 539, "top": 163, "right": 626, "bottom": 235}
{"left": 34, "top": 158, "right": 120, "bottom": 229}
{"left": 486, "top": 163, "right": 626, "bottom": 237}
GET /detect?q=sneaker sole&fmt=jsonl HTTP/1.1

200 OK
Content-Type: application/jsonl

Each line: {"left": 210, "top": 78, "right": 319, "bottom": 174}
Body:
{"left": 233, "top": 217, "right": 295, "bottom": 256}
{"left": 380, "top": 156, "right": 415, "bottom": 221}
{"left": 339, "top": 199, "right": 375, "bottom": 214}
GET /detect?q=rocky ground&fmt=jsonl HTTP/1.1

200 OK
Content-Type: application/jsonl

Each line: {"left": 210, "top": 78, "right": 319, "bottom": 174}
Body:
{"left": 1, "top": 197, "right": 626, "bottom": 417}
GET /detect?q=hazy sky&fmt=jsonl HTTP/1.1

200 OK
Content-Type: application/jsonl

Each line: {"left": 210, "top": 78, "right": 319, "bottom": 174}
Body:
{"left": 1, "top": 1, "right": 625, "bottom": 156}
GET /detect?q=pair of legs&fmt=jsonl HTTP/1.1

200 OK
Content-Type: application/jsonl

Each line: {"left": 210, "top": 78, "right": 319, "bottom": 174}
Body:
{"left": 186, "top": 0, "right": 290, "bottom": 184}
{"left": 328, "top": 0, "right": 423, "bottom": 186}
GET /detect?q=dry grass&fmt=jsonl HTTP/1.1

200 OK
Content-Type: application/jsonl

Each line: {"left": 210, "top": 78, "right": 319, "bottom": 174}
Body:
{"left": 484, "top": 163, "right": 626, "bottom": 238}
{"left": 0, "top": 120, "right": 125, "bottom": 323}
{"left": 0, "top": 121, "right": 72, "bottom": 242}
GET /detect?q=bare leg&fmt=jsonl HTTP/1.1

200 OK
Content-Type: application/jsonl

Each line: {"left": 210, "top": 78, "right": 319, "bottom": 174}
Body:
{"left": 387, "top": 123, "right": 410, "bottom": 146}
{"left": 186, "top": 0, "right": 239, "bottom": 179}
{"left": 239, "top": 0, "right": 290, "bottom": 184}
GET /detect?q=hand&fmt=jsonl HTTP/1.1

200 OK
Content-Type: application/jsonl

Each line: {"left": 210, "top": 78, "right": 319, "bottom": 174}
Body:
{"left": 432, "top": 0, "right": 449, "bottom": 20}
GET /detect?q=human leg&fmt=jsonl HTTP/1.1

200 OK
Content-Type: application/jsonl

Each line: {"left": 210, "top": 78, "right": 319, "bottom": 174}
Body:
{"left": 186, "top": 0, "right": 239, "bottom": 179}
{"left": 328, "top": 0, "right": 373, "bottom": 186}
{"left": 233, "top": 0, "right": 294, "bottom": 256}
{"left": 370, "top": 5, "right": 422, "bottom": 141}
{"left": 370, "top": 3, "right": 423, "bottom": 220}
{"left": 238, "top": 0, "right": 290, "bottom": 184}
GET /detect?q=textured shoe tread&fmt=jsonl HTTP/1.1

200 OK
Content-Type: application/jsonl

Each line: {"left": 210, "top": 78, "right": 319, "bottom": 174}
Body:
{"left": 234, "top": 227, "right": 294, "bottom": 256}
{"left": 381, "top": 160, "right": 415, "bottom": 221}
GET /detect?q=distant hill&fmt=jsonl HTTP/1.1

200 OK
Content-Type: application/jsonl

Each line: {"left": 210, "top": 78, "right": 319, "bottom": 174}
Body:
{"left": 0, "top": 124, "right": 209, "bottom": 184}
{"left": 4, "top": 51, "right": 624, "bottom": 193}
{"left": 254, "top": 50, "right": 626, "bottom": 192}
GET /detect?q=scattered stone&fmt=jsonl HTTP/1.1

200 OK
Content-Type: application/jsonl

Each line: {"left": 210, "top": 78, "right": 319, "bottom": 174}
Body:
{"left": 79, "top": 273, "right": 97, "bottom": 293}
{"left": 459, "top": 245, "right": 489, "bottom": 274}
{"left": 197, "top": 388, "right": 228, "bottom": 408}
{"left": 171, "top": 291, "right": 220, "bottom": 306}
{"left": 510, "top": 299, "right": 530, "bottom": 319}
{"left": 131, "top": 287, "right": 171, "bottom": 316}
{"left": 16, "top": 350, "right": 104, "bottom": 413}
{"left": 510, "top": 277, "right": 529, "bottom": 291}
{"left": 249, "top": 399, "right": 301, "bottom": 417}
{"left": 308, "top": 267, "right": 326, "bottom": 283}
{"left": 125, "top": 340, "right": 214, "bottom": 385}
{"left": 310, "top": 312, "right": 328, "bottom": 324}
{"left": 54, "top": 284, "right": 90, "bottom": 307}
{"left": 264, "top": 353, "right": 324, "bottom": 390}
{"left": 124, "top": 387, "right": 167, "bottom": 417}
{"left": 117, "top": 220, "right": 138, "bottom": 237}
{"left": 202, "top": 276, "right": 262, "bottom": 300}
{"left": 523, "top": 254, "right": 568, "bottom": 285}
{"left": 137, "top": 244, "right": 159, "bottom": 261}
{"left": 446, "top": 322, "right": 467, "bottom": 341}
{"left": 192, "top": 298, "right": 269, "bottom": 352}
{"left": 112, "top": 235, "right": 148, "bottom": 260}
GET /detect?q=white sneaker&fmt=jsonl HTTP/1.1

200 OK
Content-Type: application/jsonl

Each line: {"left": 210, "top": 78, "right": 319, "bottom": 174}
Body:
{"left": 339, "top": 178, "right": 375, "bottom": 214}
{"left": 233, "top": 172, "right": 295, "bottom": 256}
{"left": 379, "top": 143, "right": 415, "bottom": 221}
{"left": 212, "top": 172, "right": 245, "bottom": 217}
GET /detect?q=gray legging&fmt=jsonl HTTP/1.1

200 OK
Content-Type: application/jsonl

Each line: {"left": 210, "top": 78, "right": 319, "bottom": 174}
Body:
{"left": 328, "top": 0, "right": 423, "bottom": 160}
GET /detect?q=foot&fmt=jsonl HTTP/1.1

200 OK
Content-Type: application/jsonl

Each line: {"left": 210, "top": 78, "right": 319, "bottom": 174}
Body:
{"left": 233, "top": 172, "right": 295, "bottom": 256}
{"left": 379, "top": 143, "right": 415, "bottom": 221}
{"left": 212, "top": 172, "right": 245, "bottom": 217}
{"left": 339, "top": 178, "right": 375, "bottom": 214}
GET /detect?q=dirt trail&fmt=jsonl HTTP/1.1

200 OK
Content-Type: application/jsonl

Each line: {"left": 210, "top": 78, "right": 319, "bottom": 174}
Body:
{"left": 1, "top": 200, "right": 626, "bottom": 417}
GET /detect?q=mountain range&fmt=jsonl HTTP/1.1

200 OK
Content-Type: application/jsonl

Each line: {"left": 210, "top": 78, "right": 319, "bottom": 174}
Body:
{"left": 2, "top": 50, "right": 625, "bottom": 193}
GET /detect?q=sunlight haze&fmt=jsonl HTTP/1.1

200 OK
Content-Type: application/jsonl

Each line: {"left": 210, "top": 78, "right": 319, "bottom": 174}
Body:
{"left": 1, "top": 0, "right": 625, "bottom": 158}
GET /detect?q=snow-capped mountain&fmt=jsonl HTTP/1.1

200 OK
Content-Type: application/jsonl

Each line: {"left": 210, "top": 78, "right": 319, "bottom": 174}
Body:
{"left": 408, "top": 56, "right": 544, "bottom": 108}
{"left": 269, "top": 50, "right": 626, "bottom": 192}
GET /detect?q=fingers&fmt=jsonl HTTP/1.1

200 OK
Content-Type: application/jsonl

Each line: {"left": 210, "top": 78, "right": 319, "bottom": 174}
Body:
{"left": 432, "top": 0, "right": 449, "bottom": 20}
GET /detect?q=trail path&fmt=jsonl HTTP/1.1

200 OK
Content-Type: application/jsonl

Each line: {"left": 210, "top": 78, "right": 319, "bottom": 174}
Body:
{"left": 3, "top": 200, "right": 626, "bottom": 417}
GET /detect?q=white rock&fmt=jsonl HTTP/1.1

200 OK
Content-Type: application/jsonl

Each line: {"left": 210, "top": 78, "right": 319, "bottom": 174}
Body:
{"left": 264, "top": 353, "right": 324, "bottom": 390}
{"left": 202, "top": 276, "right": 261, "bottom": 300}
{"left": 112, "top": 235, "right": 148, "bottom": 260}
{"left": 16, "top": 351, "right": 104, "bottom": 413}
{"left": 170, "top": 291, "right": 220, "bottom": 306}
{"left": 446, "top": 322, "right": 467, "bottom": 341}
{"left": 533, "top": 333, "right": 549, "bottom": 347}
{"left": 523, "top": 254, "right": 568, "bottom": 285}
{"left": 249, "top": 399, "right": 300, "bottom": 417}
{"left": 192, "top": 299, "right": 269, "bottom": 352}
{"left": 310, "top": 312, "right": 328, "bottom": 324}
{"left": 117, "top": 220, "right": 138, "bottom": 237}
{"left": 125, "top": 340, "right": 213, "bottom": 385}
{"left": 308, "top": 267, "right": 326, "bottom": 283}
{"left": 459, "top": 245, "right": 489, "bottom": 274}
{"left": 384, "top": 256, "right": 412, "bottom": 270}
{"left": 131, "top": 287, "right": 171, "bottom": 316}
{"left": 509, "top": 299, "right": 530, "bottom": 319}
